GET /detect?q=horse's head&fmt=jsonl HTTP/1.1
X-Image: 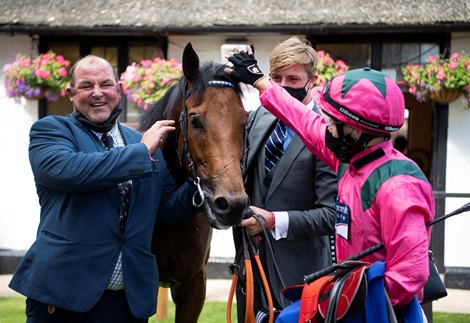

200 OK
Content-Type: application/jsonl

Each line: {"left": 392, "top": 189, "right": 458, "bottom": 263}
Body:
{"left": 139, "top": 43, "right": 251, "bottom": 229}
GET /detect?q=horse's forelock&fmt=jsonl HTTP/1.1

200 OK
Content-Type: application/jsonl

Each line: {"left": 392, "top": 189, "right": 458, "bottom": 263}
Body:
{"left": 188, "top": 62, "right": 242, "bottom": 105}
{"left": 138, "top": 61, "right": 243, "bottom": 132}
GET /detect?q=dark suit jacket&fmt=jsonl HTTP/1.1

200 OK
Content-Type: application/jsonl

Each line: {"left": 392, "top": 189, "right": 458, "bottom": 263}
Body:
{"left": 9, "top": 113, "right": 195, "bottom": 318}
{"left": 242, "top": 105, "right": 337, "bottom": 302}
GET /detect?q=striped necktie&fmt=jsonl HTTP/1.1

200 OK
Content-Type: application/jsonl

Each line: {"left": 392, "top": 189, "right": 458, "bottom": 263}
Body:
{"left": 265, "top": 120, "right": 287, "bottom": 173}
{"left": 100, "top": 132, "right": 131, "bottom": 233}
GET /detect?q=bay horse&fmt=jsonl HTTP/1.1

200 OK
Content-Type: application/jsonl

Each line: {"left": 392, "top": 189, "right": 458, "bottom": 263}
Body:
{"left": 138, "top": 43, "right": 251, "bottom": 322}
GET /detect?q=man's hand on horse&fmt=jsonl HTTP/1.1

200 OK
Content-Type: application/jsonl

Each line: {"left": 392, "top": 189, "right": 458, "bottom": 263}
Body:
{"left": 141, "top": 119, "right": 175, "bottom": 155}
{"left": 240, "top": 206, "right": 273, "bottom": 235}
{"left": 224, "top": 46, "right": 267, "bottom": 86}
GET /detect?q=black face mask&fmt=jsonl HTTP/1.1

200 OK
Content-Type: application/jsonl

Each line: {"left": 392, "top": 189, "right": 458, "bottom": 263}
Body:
{"left": 324, "top": 127, "right": 368, "bottom": 163}
{"left": 75, "top": 107, "right": 122, "bottom": 133}
{"left": 282, "top": 81, "right": 309, "bottom": 103}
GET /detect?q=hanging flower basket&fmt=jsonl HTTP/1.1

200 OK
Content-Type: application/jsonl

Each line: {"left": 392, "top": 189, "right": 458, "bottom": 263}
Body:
{"left": 402, "top": 51, "right": 470, "bottom": 109}
{"left": 2, "top": 51, "right": 71, "bottom": 102}
{"left": 429, "top": 88, "right": 462, "bottom": 105}
{"left": 120, "top": 57, "right": 182, "bottom": 110}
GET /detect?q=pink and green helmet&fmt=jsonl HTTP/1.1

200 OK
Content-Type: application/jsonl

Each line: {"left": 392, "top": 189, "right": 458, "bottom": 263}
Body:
{"left": 313, "top": 68, "right": 405, "bottom": 135}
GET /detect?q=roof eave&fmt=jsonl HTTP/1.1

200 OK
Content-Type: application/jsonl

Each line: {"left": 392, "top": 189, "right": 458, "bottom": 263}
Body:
{"left": 1, "top": 23, "right": 470, "bottom": 36}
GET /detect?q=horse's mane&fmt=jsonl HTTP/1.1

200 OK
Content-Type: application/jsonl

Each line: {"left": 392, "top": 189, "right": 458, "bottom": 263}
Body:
{"left": 137, "top": 61, "right": 241, "bottom": 132}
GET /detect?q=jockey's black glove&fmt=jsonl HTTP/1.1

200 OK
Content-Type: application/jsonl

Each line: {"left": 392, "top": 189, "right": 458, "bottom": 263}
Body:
{"left": 227, "top": 51, "right": 265, "bottom": 86}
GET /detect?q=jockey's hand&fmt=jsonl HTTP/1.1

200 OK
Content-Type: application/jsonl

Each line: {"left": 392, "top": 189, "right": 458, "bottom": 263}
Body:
{"left": 224, "top": 47, "right": 266, "bottom": 86}
{"left": 240, "top": 206, "right": 272, "bottom": 236}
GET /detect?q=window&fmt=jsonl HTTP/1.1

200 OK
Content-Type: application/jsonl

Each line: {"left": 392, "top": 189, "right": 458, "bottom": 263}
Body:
{"left": 382, "top": 42, "right": 439, "bottom": 81}
{"left": 315, "top": 43, "right": 371, "bottom": 69}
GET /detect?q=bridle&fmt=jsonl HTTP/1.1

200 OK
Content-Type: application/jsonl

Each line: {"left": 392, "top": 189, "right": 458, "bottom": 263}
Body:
{"left": 176, "top": 79, "right": 246, "bottom": 208}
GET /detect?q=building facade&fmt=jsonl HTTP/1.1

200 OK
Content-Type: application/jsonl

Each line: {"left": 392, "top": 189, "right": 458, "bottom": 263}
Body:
{"left": 1, "top": 0, "right": 469, "bottom": 290}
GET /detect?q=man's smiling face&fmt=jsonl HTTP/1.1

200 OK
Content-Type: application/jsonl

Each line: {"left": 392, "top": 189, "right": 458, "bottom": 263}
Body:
{"left": 67, "top": 58, "right": 121, "bottom": 124}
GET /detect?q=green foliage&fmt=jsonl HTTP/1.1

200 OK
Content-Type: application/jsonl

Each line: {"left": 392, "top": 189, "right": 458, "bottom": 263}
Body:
{"left": 0, "top": 297, "right": 26, "bottom": 323}
{"left": 1, "top": 297, "right": 469, "bottom": 322}
{"left": 0, "top": 297, "right": 236, "bottom": 322}
{"left": 153, "top": 301, "right": 236, "bottom": 322}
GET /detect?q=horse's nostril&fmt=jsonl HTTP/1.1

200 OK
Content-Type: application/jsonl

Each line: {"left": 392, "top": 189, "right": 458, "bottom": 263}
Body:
{"left": 214, "top": 197, "right": 229, "bottom": 211}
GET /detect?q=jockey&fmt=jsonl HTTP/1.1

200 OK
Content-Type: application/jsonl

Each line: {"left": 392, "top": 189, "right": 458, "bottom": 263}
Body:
{"left": 225, "top": 49, "right": 435, "bottom": 311}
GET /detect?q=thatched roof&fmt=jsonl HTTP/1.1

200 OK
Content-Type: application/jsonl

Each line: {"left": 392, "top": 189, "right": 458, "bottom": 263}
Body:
{"left": 1, "top": 0, "right": 469, "bottom": 33}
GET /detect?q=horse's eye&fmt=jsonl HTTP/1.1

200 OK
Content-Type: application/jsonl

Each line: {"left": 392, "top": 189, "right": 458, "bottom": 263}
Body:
{"left": 189, "top": 116, "right": 203, "bottom": 129}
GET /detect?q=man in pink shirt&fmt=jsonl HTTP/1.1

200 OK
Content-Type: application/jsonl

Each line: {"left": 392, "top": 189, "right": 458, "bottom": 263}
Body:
{"left": 225, "top": 49, "right": 435, "bottom": 313}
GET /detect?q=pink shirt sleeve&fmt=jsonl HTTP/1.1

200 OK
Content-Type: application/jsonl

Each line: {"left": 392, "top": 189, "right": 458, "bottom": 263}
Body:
{"left": 260, "top": 83, "right": 339, "bottom": 172}
{"left": 377, "top": 176, "right": 434, "bottom": 308}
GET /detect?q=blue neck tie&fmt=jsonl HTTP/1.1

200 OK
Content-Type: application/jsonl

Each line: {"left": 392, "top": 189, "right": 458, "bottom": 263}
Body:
{"left": 265, "top": 120, "right": 287, "bottom": 173}
{"left": 101, "top": 132, "right": 131, "bottom": 234}
{"left": 101, "top": 132, "right": 114, "bottom": 151}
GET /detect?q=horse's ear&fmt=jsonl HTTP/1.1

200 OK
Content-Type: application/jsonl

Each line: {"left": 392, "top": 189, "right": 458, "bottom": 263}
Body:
{"left": 182, "top": 42, "right": 200, "bottom": 83}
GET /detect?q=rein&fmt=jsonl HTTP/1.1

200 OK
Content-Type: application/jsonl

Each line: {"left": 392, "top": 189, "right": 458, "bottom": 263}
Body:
{"left": 176, "top": 80, "right": 240, "bottom": 208}
{"left": 227, "top": 214, "right": 278, "bottom": 323}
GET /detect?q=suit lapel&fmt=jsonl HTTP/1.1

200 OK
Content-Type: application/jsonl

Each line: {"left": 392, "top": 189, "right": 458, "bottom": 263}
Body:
{"left": 118, "top": 123, "right": 137, "bottom": 145}
{"left": 246, "top": 107, "right": 277, "bottom": 170}
{"left": 266, "top": 133, "right": 306, "bottom": 200}
{"left": 246, "top": 108, "right": 308, "bottom": 201}
{"left": 268, "top": 101, "right": 319, "bottom": 198}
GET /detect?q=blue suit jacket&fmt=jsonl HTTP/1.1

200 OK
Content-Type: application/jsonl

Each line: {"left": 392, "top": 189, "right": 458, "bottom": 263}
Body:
{"left": 9, "top": 113, "right": 196, "bottom": 318}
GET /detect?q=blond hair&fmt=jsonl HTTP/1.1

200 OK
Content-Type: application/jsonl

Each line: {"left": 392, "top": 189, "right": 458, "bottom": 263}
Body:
{"left": 269, "top": 37, "right": 318, "bottom": 78}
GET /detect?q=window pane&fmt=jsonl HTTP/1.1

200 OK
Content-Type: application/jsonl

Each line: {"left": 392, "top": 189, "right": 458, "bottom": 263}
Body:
{"left": 91, "top": 47, "right": 118, "bottom": 71}
{"left": 382, "top": 42, "right": 439, "bottom": 81}
{"left": 128, "top": 42, "right": 163, "bottom": 65}
{"left": 316, "top": 43, "right": 371, "bottom": 69}
{"left": 47, "top": 42, "right": 80, "bottom": 116}
{"left": 420, "top": 43, "right": 439, "bottom": 62}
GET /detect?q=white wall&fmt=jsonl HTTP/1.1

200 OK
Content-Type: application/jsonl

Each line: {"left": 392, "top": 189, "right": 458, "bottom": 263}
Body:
{"left": 0, "top": 35, "right": 40, "bottom": 250}
{"left": 444, "top": 32, "right": 470, "bottom": 267}
{"left": 168, "top": 34, "right": 307, "bottom": 260}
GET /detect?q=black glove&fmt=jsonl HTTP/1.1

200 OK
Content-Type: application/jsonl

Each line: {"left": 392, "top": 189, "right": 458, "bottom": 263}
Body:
{"left": 227, "top": 51, "right": 265, "bottom": 86}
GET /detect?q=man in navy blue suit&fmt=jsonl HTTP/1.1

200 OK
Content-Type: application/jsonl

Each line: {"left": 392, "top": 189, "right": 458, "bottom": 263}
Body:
{"left": 9, "top": 55, "right": 197, "bottom": 322}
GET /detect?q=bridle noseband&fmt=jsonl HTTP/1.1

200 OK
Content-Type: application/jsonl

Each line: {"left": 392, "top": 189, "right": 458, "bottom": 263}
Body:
{"left": 177, "top": 80, "right": 242, "bottom": 208}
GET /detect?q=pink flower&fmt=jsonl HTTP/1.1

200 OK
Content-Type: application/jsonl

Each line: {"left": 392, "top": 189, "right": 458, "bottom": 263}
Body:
{"left": 451, "top": 52, "right": 461, "bottom": 61}
{"left": 161, "top": 77, "right": 170, "bottom": 85}
{"left": 323, "top": 56, "right": 334, "bottom": 65}
{"left": 36, "top": 69, "right": 51, "bottom": 80}
{"left": 140, "top": 60, "right": 153, "bottom": 68}
{"left": 335, "top": 60, "right": 347, "bottom": 69}
{"left": 59, "top": 67, "right": 68, "bottom": 77}
{"left": 427, "top": 56, "right": 437, "bottom": 63}
{"left": 436, "top": 72, "right": 446, "bottom": 80}
{"left": 56, "top": 55, "right": 65, "bottom": 64}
